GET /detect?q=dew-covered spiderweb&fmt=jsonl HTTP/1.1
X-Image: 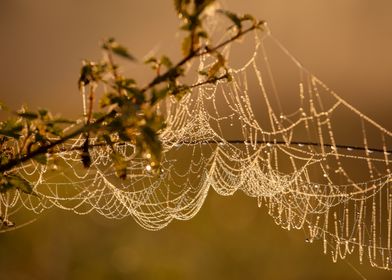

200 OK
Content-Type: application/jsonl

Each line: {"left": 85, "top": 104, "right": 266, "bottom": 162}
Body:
{"left": 1, "top": 22, "right": 392, "bottom": 270}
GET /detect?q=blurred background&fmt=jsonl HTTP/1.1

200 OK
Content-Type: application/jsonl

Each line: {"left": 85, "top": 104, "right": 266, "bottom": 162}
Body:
{"left": 0, "top": 0, "right": 392, "bottom": 279}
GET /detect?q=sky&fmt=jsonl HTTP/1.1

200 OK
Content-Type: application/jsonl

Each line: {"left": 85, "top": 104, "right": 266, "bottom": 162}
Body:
{"left": 0, "top": 1, "right": 392, "bottom": 279}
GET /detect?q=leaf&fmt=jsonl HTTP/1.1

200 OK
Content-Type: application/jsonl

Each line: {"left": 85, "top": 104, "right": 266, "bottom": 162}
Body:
{"left": 0, "top": 120, "right": 23, "bottom": 139}
{"left": 0, "top": 216, "right": 15, "bottom": 227}
{"left": 102, "top": 38, "right": 135, "bottom": 61}
{"left": 170, "top": 84, "right": 191, "bottom": 101}
{"left": 110, "top": 152, "right": 127, "bottom": 179}
{"left": 125, "top": 87, "right": 145, "bottom": 104}
{"left": 0, "top": 101, "right": 8, "bottom": 111}
{"left": 33, "top": 154, "right": 47, "bottom": 165}
{"left": 112, "top": 45, "right": 135, "bottom": 61}
{"left": 197, "top": 30, "right": 208, "bottom": 39}
{"left": 0, "top": 175, "right": 14, "bottom": 193}
{"left": 198, "top": 70, "right": 208, "bottom": 76}
{"left": 92, "top": 112, "right": 106, "bottom": 120}
{"left": 173, "top": 0, "right": 183, "bottom": 15}
{"left": 194, "top": 0, "right": 216, "bottom": 15}
{"left": 141, "top": 126, "right": 162, "bottom": 160}
{"left": 151, "top": 87, "right": 169, "bottom": 105}
{"left": 38, "top": 108, "right": 48, "bottom": 118}
{"left": 81, "top": 138, "right": 91, "bottom": 168}
{"left": 144, "top": 57, "right": 157, "bottom": 65}
{"left": 217, "top": 9, "right": 242, "bottom": 31}
{"left": 78, "top": 62, "right": 95, "bottom": 87}
{"left": 160, "top": 56, "right": 173, "bottom": 68}
{"left": 207, "top": 53, "right": 226, "bottom": 79}
{"left": 51, "top": 118, "right": 75, "bottom": 124}
{"left": 17, "top": 112, "right": 38, "bottom": 120}
{"left": 181, "top": 36, "right": 192, "bottom": 57}
{"left": 7, "top": 174, "right": 35, "bottom": 196}
{"left": 241, "top": 14, "right": 255, "bottom": 22}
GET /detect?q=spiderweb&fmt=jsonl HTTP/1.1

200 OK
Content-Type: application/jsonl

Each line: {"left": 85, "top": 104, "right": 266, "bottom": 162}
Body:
{"left": 1, "top": 22, "right": 392, "bottom": 270}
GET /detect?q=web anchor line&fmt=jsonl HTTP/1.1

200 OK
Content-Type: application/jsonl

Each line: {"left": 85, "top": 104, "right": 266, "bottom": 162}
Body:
{"left": 45, "top": 139, "right": 392, "bottom": 155}
{"left": 181, "top": 140, "right": 392, "bottom": 154}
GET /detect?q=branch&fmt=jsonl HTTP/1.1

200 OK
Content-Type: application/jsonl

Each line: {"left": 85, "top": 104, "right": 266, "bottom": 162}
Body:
{"left": 0, "top": 112, "right": 113, "bottom": 173}
{"left": 141, "top": 22, "right": 262, "bottom": 93}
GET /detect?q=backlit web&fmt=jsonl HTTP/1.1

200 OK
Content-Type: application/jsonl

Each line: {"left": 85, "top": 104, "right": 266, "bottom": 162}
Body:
{"left": 1, "top": 21, "right": 392, "bottom": 270}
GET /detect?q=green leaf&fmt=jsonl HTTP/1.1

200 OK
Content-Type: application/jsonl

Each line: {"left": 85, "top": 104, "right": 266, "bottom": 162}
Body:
{"left": 0, "top": 101, "right": 8, "bottom": 111}
{"left": 181, "top": 36, "right": 192, "bottom": 57}
{"left": 198, "top": 70, "right": 208, "bottom": 76}
{"left": 17, "top": 112, "right": 38, "bottom": 120}
{"left": 92, "top": 112, "right": 106, "bottom": 120}
{"left": 112, "top": 45, "right": 135, "bottom": 61}
{"left": 110, "top": 152, "right": 127, "bottom": 179}
{"left": 33, "top": 154, "right": 47, "bottom": 165}
{"left": 0, "top": 175, "right": 14, "bottom": 193}
{"left": 0, "top": 120, "right": 23, "bottom": 139}
{"left": 170, "top": 84, "right": 190, "bottom": 101}
{"left": 78, "top": 62, "right": 95, "bottom": 87}
{"left": 173, "top": 0, "right": 183, "bottom": 14}
{"left": 160, "top": 56, "right": 173, "bottom": 68}
{"left": 241, "top": 14, "right": 255, "bottom": 22}
{"left": 207, "top": 53, "right": 226, "bottom": 79}
{"left": 116, "top": 78, "right": 136, "bottom": 88}
{"left": 151, "top": 87, "right": 169, "bottom": 105}
{"left": 81, "top": 138, "right": 91, "bottom": 168}
{"left": 50, "top": 118, "right": 75, "bottom": 124}
{"left": 6, "top": 174, "right": 36, "bottom": 196}
{"left": 0, "top": 216, "right": 15, "bottom": 227}
{"left": 217, "top": 9, "right": 242, "bottom": 31}
{"left": 194, "top": 0, "right": 216, "bottom": 15}
{"left": 102, "top": 38, "right": 135, "bottom": 61}
{"left": 144, "top": 57, "right": 157, "bottom": 65}
{"left": 197, "top": 31, "right": 208, "bottom": 39}
{"left": 141, "top": 126, "right": 162, "bottom": 160}
{"left": 38, "top": 108, "right": 48, "bottom": 118}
